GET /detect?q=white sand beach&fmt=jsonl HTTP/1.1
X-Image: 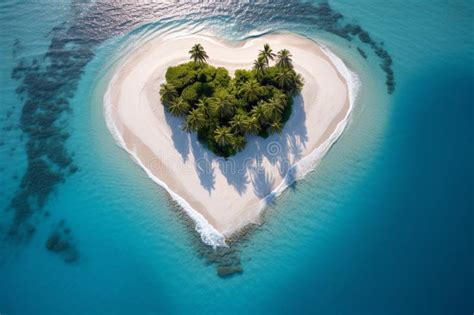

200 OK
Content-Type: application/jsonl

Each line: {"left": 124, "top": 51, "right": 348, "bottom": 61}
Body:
{"left": 104, "top": 32, "right": 358, "bottom": 247}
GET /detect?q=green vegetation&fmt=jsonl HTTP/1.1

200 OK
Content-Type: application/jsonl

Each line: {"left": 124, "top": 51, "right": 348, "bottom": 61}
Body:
{"left": 159, "top": 43, "right": 304, "bottom": 157}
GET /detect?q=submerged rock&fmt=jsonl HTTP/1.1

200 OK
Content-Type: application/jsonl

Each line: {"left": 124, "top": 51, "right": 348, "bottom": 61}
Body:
{"left": 46, "top": 232, "right": 69, "bottom": 252}
{"left": 357, "top": 47, "right": 368, "bottom": 59}
{"left": 217, "top": 266, "right": 243, "bottom": 278}
{"left": 45, "top": 221, "right": 79, "bottom": 263}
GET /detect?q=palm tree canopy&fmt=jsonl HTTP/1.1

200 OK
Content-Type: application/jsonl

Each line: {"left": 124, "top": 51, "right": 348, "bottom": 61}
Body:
{"left": 276, "top": 49, "right": 293, "bottom": 69}
{"left": 263, "top": 99, "right": 283, "bottom": 121}
{"left": 251, "top": 102, "right": 268, "bottom": 125}
{"left": 239, "top": 79, "right": 263, "bottom": 104}
{"left": 253, "top": 57, "right": 267, "bottom": 76}
{"left": 258, "top": 43, "right": 275, "bottom": 66}
{"left": 214, "top": 126, "right": 234, "bottom": 147}
{"left": 184, "top": 108, "right": 206, "bottom": 132}
{"left": 168, "top": 97, "right": 190, "bottom": 116}
{"left": 273, "top": 92, "right": 288, "bottom": 106}
{"left": 275, "top": 69, "right": 294, "bottom": 90}
{"left": 189, "top": 44, "right": 209, "bottom": 64}
{"left": 243, "top": 115, "right": 260, "bottom": 135}
{"left": 269, "top": 95, "right": 287, "bottom": 112}
{"left": 269, "top": 120, "right": 283, "bottom": 133}
{"left": 210, "top": 95, "right": 235, "bottom": 119}
{"left": 292, "top": 73, "right": 304, "bottom": 92}
{"left": 231, "top": 135, "right": 246, "bottom": 152}
{"left": 196, "top": 98, "right": 208, "bottom": 114}
{"left": 159, "top": 83, "right": 178, "bottom": 106}
{"left": 230, "top": 113, "right": 248, "bottom": 133}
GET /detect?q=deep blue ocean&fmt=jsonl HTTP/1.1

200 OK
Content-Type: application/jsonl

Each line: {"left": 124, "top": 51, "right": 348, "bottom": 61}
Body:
{"left": 0, "top": 1, "right": 472, "bottom": 314}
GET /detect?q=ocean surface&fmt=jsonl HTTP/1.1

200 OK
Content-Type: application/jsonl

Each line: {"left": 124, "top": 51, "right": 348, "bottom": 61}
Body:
{"left": 0, "top": 1, "right": 472, "bottom": 314}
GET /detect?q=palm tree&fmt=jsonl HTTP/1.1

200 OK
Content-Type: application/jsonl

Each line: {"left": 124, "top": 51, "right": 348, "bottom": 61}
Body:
{"left": 184, "top": 108, "right": 206, "bottom": 132}
{"left": 196, "top": 98, "right": 209, "bottom": 115}
{"left": 292, "top": 72, "right": 304, "bottom": 92}
{"left": 276, "top": 49, "right": 293, "bottom": 69}
{"left": 269, "top": 120, "right": 283, "bottom": 133}
{"left": 253, "top": 57, "right": 267, "bottom": 78}
{"left": 275, "top": 69, "right": 294, "bottom": 90}
{"left": 243, "top": 115, "right": 261, "bottom": 135}
{"left": 251, "top": 102, "right": 268, "bottom": 125}
{"left": 230, "top": 113, "right": 248, "bottom": 133}
{"left": 189, "top": 44, "right": 209, "bottom": 64}
{"left": 239, "top": 79, "right": 262, "bottom": 104}
{"left": 258, "top": 43, "right": 275, "bottom": 66}
{"left": 231, "top": 135, "right": 246, "bottom": 152}
{"left": 214, "top": 126, "right": 234, "bottom": 147}
{"left": 159, "top": 83, "right": 178, "bottom": 106}
{"left": 271, "top": 95, "right": 287, "bottom": 112}
{"left": 273, "top": 92, "right": 288, "bottom": 108}
{"left": 168, "top": 97, "right": 190, "bottom": 116}
{"left": 210, "top": 95, "right": 235, "bottom": 119}
{"left": 263, "top": 100, "right": 282, "bottom": 121}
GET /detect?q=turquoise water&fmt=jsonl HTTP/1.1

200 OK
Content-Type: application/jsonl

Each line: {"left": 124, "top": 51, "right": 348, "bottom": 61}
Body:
{"left": 1, "top": 1, "right": 472, "bottom": 314}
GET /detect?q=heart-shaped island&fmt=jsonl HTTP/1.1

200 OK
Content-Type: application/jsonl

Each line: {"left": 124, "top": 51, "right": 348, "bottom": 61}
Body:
{"left": 104, "top": 32, "right": 358, "bottom": 247}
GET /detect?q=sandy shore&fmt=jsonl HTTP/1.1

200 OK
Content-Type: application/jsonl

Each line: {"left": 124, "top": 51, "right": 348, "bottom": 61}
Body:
{"left": 104, "top": 32, "right": 358, "bottom": 247}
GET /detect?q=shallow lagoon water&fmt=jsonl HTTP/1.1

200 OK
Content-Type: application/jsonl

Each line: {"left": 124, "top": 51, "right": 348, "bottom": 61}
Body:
{"left": 0, "top": 1, "right": 472, "bottom": 314}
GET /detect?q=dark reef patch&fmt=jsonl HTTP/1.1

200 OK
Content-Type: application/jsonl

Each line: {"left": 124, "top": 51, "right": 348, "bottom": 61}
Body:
{"left": 217, "top": 265, "right": 244, "bottom": 278}
{"left": 4, "top": 1, "right": 395, "bottom": 267}
{"left": 301, "top": 2, "right": 395, "bottom": 93}
{"left": 45, "top": 220, "right": 79, "bottom": 263}
{"left": 357, "top": 47, "right": 368, "bottom": 59}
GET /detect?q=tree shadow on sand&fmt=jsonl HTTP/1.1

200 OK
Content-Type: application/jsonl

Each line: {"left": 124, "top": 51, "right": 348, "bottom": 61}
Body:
{"left": 163, "top": 108, "right": 216, "bottom": 193}
{"left": 164, "top": 109, "right": 191, "bottom": 162}
{"left": 249, "top": 157, "right": 275, "bottom": 199}
{"left": 217, "top": 158, "right": 250, "bottom": 195}
{"left": 190, "top": 136, "right": 216, "bottom": 194}
{"left": 261, "top": 94, "right": 308, "bottom": 177}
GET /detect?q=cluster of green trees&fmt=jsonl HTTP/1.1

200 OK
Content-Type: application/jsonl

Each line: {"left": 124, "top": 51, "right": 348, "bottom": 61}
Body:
{"left": 159, "top": 43, "right": 304, "bottom": 157}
